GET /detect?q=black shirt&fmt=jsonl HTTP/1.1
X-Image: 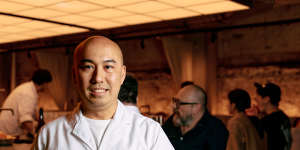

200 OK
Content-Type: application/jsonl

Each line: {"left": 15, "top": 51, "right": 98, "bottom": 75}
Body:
{"left": 261, "top": 110, "right": 292, "bottom": 150}
{"left": 162, "top": 111, "right": 229, "bottom": 150}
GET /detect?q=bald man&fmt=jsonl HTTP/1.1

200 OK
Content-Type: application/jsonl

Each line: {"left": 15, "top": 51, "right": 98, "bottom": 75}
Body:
{"left": 33, "top": 36, "right": 174, "bottom": 150}
{"left": 162, "top": 85, "right": 229, "bottom": 150}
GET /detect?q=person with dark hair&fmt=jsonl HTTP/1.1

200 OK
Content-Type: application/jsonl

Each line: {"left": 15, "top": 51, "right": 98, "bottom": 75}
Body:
{"left": 118, "top": 75, "right": 140, "bottom": 113}
{"left": 32, "top": 69, "right": 52, "bottom": 86}
{"left": 254, "top": 82, "right": 292, "bottom": 150}
{"left": 0, "top": 69, "right": 52, "bottom": 138}
{"left": 226, "top": 89, "right": 267, "bottom": 150}
{"left": 163, "top": 84, "right": 228, "bottom": 150}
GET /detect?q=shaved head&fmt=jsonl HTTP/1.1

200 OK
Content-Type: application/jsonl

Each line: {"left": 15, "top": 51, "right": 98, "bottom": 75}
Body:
{"left": 74, "top": 36, "right": 123, "bottom": 66}
{"left": 177, "top": 85, "right": 207, "bottom": 107}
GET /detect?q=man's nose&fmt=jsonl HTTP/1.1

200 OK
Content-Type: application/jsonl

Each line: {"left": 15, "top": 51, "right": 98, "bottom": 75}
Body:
{"left": 91, "top": 67, "right": 104, "bottom": 83}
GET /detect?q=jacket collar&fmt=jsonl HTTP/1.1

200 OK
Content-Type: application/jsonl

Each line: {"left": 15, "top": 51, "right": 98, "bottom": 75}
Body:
{"left": 67, "top": 101, "right": 131, "bottom": 150}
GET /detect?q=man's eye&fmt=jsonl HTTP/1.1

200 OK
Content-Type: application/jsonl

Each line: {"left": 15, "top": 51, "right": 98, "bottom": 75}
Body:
{"left": 104, "top": 65, "right": 114, "bottom": 70}
{"left": 79, "top": 65, "right": 94, "bottom": 70}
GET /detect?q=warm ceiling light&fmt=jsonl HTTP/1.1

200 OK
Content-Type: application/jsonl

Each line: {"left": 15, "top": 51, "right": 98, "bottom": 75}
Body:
{"left": 0, "top": 32, "right": 7, "bottom": 36}
{"left": 112, "top": 14, "right": 160, "bottom": 25}
{"left": 78, "top": 20, "right": 124, "bottom": 29}
{"left": 18, "top": 21, "right": 62, "bottom": 29}
{"left": 80, "top": 8, "right": 133, "bottom": 19}
{"left": 45, "top": 26, "right": 88, "bottom": 34}
{"left": 50, "top": 15, "right": 94, "bottom": 24}
{"left": 0, "top": 0, "right": 250, "bottom": 45}
{"left": 0, "top": 1, "right": 32, "bottom": 12}
{"left": 21, "top": 30, "right": 60, "bottom": 38}
{"left": 0, "top": 15, "right": 29, "bottom": 26}
{"left": 8, "top": 0, "right": 67, "bottom": 7}
{"left": 118, "top": 1, "right": 174, "bottom": 13}
{"left": 82, "top": 0, "right": 145, "bottom": 7}
{"left": 15, "top": 8, "right": 67, "bottom": 19}
{"left": 46, "top": 1, "right": 103, "bottom": 13}
{"left": 148, "top": 8, "right": 198, "bottom": 20}
{"left": 4, "top": 33, "right": 35, "bottom": 41}
{"left": 187, "top": 1, "right": 249, "bottom": 15}
{"left": 157, "top": 0, "right": 221, "bottom": 7}
{"left": 0, "top": 38, "right": 13, "bottom": 44}
{"left": 0, "top": 26, "right": 32, "bottom": 33}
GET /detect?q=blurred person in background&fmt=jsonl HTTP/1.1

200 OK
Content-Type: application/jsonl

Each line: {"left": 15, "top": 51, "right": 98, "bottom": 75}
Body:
{"left": 255, "top": 82, "right": 292, "bottom": 150}
{"left": 163, "top": 84, "right": 228, "bottom": 150}
{"left": 118, "top": 74, "right": 140, "bottom": 113}
{"left": 0, "top": 69, "right": 52, "bottom": 138}
{"left": 291, "top": 118, "right": 300, "bottom": 150}
{"left": 226, "top": 89, "right": 267, "bottom": 150}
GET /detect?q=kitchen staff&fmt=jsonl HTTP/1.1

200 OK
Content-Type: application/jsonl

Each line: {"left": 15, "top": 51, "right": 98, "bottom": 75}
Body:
{"left": 0, "top": 69, "right": 52, "bottom": 137}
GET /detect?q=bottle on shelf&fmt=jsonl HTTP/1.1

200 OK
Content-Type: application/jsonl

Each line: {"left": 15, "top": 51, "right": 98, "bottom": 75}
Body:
{"left": 36, "top": 108, "right": 45, "bottom": 134}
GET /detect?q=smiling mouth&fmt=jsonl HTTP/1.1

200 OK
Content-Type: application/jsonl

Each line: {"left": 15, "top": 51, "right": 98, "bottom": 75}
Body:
{"left": 89, "top": 87, "right": 109, "bottom": 96}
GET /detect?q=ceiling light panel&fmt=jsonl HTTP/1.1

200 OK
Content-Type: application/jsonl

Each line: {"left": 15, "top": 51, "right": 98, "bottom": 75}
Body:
{"left": 0, "top": 15, "right": 29, "bottom": 26}
{"left": 78, "top": 20, "right": 124, "bottom": 29}
{"left": 112, "top": 14, "right": 160, "bottom": 25}
{"left": 0, "top": 26, "right": 32, "bottom": 33}
{"left": 80, "top": 8, "right": 133, "bottom": 19}
{"left": 118, "top": 1, "right": 174, "bottom": 13}
{"left": 188, "top": 1, "right": 249, "bottom": 15}
{"left": 18, "top": 21, "right": 63, "bottom": 29}
{"left": 82, "top": 0, "right": 146, "bottom": 7}
{"left": 21, "top": 30, "right": 60, "bottom": 38}
{"left": 0, "top": 38, "right": 13, "bottom": 44}
{"left": 15, "top": 8, "right": 68, "bottom": 19}
{"left": 147, "top": 8, "right": 199, "bottom": 20}
{"left": 45, "top": 26, "right": 88, "bottom": 34}
{"left": 4, "top": 33, "right": 35, "bottom": 41}
{"left": 50, "top": 14, "right": 94, "bottom": 24}
{"left": 7, "top": 0, "right": 68, "bottom": 7}
{"left": 46, "top": 0, "right": 104, "bottom": 13}
{"left": 157, "top": 0, "right": 221, "bottom": 6}
{"left": 0, "top": 1, "right": 33, "bottom": 12}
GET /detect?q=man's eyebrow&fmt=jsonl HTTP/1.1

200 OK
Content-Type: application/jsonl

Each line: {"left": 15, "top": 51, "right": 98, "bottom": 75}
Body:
{"left": 79, "top": 59, "right": 93, "bottom": 63}
{"left": 104, "top": 59, "right": 116, "bottom": 63}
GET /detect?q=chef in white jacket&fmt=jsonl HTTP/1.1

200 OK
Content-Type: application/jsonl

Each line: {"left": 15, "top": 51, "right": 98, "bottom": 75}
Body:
{"left": 33, "top": 36, "right": 174, "bottom": 150}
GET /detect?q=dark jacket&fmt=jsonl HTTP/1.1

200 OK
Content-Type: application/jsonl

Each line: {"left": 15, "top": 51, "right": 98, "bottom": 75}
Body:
{"left": 262, "top": 110, "right": 292, "bottom": 150}
{"left": 162, "top": 111, "right": 229, "bottom": 150}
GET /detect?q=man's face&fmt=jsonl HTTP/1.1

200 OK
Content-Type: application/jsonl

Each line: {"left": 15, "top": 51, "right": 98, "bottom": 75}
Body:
{"left": 172, "top": 92, "right": 201, "bottom": 127}
{"left": 255, "top": 94, "right": 267, "bottom": 112}
{"left": 73, "top": 40, "right": 126, "bottom": 110}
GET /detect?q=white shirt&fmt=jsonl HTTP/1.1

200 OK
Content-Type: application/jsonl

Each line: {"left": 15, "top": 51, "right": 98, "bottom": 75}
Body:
{"left": 0, "top": 81, "right": 38, "bottom": 136}
{"left": 33, "top": 101, "right": 174, "bottom": 150}
{"left": 84, "top": 116, "right": 111, "bottom": 148}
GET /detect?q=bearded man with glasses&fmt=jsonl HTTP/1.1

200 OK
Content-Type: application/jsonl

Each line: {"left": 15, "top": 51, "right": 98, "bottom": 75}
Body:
{"left": 163, "top": 84, "right": 229, "bottom": 150}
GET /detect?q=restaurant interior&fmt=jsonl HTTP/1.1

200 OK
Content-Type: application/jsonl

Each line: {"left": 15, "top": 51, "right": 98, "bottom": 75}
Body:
{"left": 0, "top": 0, "right": 300, "bottom": 144}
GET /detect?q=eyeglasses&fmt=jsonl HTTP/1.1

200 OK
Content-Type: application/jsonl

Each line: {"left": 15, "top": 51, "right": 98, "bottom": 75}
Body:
{"left": 172, "top": 97, "right": 201, "bottom": 107}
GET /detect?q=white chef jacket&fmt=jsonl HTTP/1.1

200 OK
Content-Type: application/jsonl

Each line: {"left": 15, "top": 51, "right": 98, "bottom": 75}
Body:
{"left": 0, "top": 81, "right": 38, "bottom": 136}
{"left": 125, "top": 105, "right": 141, "bottom": 114}
{"left": 33, "top": 101, "right": 174, "bottom": 150}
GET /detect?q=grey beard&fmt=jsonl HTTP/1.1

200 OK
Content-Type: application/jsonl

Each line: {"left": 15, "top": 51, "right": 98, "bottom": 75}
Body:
{"left": 180, "top": 115, "right": 193, "bottom": 126}
{"left": 174, "top": 112, "right": 193, "bottom": 127}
